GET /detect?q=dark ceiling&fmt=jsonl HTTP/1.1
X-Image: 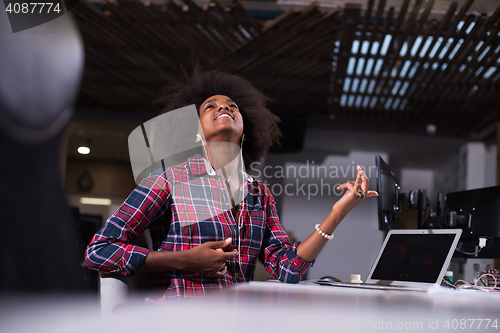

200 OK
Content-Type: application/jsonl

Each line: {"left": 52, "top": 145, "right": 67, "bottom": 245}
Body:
{"left": 72, "top": 0, "right": 500, "bottom": 140}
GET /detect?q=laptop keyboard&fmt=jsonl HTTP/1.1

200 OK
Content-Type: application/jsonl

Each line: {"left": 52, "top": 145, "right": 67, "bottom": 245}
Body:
{"left": 313, "top": 280, "right": 425, "bottom": 291}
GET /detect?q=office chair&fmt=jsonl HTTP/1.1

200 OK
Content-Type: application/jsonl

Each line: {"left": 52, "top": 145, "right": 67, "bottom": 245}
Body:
{"left": 0, "top": 11, "right": 85, "bottom": 291}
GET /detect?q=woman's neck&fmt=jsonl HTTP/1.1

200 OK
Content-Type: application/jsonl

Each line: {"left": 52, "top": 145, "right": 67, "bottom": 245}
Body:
{"left": 205, "top": 141, "right": 244, "bottom": 211}
{"left": 206, "top": 142, "right": 241, "bottom": 179}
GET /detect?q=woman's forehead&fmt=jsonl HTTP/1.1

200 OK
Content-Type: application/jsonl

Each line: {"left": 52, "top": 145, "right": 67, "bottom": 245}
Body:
{"left": 201, "top": 95, "right": 234, "bottom": 104}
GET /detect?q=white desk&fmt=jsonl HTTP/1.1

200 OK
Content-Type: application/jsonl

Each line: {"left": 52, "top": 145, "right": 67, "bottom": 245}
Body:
{"left": 221, "top": 281, "right": 500, "bottom": 332}
{"left": 1, "top": 281, "right": 499, "bottom": 332}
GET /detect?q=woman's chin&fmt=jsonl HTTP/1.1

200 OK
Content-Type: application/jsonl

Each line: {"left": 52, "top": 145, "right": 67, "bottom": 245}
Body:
{"left": 204, "top": 128, "right": 242, "bottom": 143}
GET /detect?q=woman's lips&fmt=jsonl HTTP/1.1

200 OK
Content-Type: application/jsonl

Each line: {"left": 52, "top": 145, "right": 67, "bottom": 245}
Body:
{"left": 214, "top": 111, "right": 234, "bottom": 121}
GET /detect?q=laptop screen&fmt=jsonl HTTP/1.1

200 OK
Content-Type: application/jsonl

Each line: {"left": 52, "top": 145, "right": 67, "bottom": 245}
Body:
{"left": 370, "top": 233, "right": 456, "bottom": 283}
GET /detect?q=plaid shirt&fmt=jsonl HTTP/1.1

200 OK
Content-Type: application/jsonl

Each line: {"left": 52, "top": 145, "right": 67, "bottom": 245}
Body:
{"left": 85, "top": 154, "right": 313, "bottom": 301}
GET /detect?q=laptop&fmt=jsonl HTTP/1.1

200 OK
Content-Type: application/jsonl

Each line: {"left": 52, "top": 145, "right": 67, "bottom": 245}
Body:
{"left": 314, "top": 229, "right": 462, "bottom": 292}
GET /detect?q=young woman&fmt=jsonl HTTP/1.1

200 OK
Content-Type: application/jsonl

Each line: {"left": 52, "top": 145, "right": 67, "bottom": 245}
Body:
{"left": 85, "top": 69, "right": 377, "bottom": 302}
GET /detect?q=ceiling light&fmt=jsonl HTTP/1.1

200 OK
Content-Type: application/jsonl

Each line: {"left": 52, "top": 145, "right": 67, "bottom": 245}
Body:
{"left": 80, "top": 197, "right": 111, "bottom": 206}
{"left": 78, "top": 146, "right": 90, "bottom": 154}
{"left": 426, "top": 124, "right": 437, "bottom": 136}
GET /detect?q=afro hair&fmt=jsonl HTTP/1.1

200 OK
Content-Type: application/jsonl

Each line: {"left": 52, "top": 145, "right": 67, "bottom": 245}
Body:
{"left": 152, "top": 67, "right": 281, "bottom": 169}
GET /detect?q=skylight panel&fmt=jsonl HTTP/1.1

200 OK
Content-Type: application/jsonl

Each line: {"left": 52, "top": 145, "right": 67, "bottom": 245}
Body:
{"left": 362, "top": 96, "right": 370, "bottom": 108}
{"left": 392, "top": 97, "right": 401, "bottom": 110}
{"left": 384, "top": 97, "right": 393, "bottom": 110}
{"left": 356, "top": 58, "right": 366, "bottom": 75}
{"left": 492, "top": 70, "right": 500, "bottom": 81}
{"left": 347, "top": 57, "right": 356, "bottom": 75}
{"left": 428, "top": 37, "right": 443, "bottom": 58}
{"left": 365, "top": 58, "right": 374, "bottom": 75}
{"left": 419, "top": 37, "right": 433, "bottom": 57}
{"left": 361, "top": 41, "right": 370, "bottom": 54}
{"left": 380, "top": 35, "right": 392, "bottom": 55}
{"left": 391, "top": 80, "right": 401, "bottom": 95}
{"left": 391, "top": 66, "right": 398, "bottom": 77}
{"left": 351, "top": 78, "right": 360, "bottom": 93}
{"left": 399, "top": 41, "right": 408, "bottom": 56}
{"left": 399, "top": 81, "right": 409, "bottom": 95}
{"left": 477, "top": 46, "right": 491, "bottom": 62}
{"left": 411, "top": 36, "right": 423, "bottom": 57}
{"left": 399, "top": 98, "right": 408, "bottom": 110}
{"left": 355, "top": 95, "right": 362, "bottom": 107}
{"left": 343, "top": 77, "right": 351, "bottom": 92}
{"left": 448, "top": 39, "right": 462, "bottom": 59}
{"left": 340, "top": 94, "right": 347, "bottom": 106}
{"left": 209, "top": 27, "right": 224, "bottom": 41}
{"left": 468, "top": 85, "right": 478, "bottom": 96}
{"left": 408, "top": 63, "right": 418, "bottom": 77}
{"left": 359, "top": 79, "right": 368, "bottom": 93}
{"left": 348, "top": 94, "right": 355, "bottom": 107}
{"left": 373, "top": 59, "right": 383, "bottom": 76}
{"left": 475, "top": 66, "right": 484, "bottom": 77}
{"left": 367, "top": 79, "right": 376, "bottom": 94}
{"left": 465, "top": 22, "right": 475, "bottom": 34}
{"left": 400, "top": 60, "right": 411, "bottom": 77}
{"left": 438, "top": 38, "right": 452, "bottom": 59}
{"left": 483, "top": 67, "right": 496, "bottom": 79}
{"left": 237, "top": 24, "right": 251, "bottom": 39}
{"left": 196, "top": 23, "right": 215, "bottom": 41}
{"left": 371, "top": 41, "right": 379, "bottom": 55}
{"left": 475, "top": 41, "right": 484, "bottom": 52}
{"left": 351, "top": 40, "right": 360, "bottom": 54}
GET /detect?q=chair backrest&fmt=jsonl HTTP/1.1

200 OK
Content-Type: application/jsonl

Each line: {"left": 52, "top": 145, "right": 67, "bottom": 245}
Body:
{"left": 99, "top": 229, "right": 154, "bottom": 314}
{"left": 0, "top": 11, "right": 86, "bottom": 292}
{"left": 0, "top": 12, "right": 84, "bottom": 143}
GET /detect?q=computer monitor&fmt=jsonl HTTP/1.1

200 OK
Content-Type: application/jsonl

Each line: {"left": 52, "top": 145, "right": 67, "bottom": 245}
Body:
{"left": 445, "top": 185, "right": 500, "bottom": 238}
{"left": 375, "top": 155, "right": 401, "bottom": 231}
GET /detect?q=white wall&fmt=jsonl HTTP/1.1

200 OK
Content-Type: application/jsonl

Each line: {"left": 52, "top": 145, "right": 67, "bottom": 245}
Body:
{"left": 458, "top": 142, "right": 495, "bottom": 282}
{"left": 464, "top": 142, "right": 486, "bottom": 190}
{"left": 485, "top": 144, "right": 497, "bottom": 187}
{"left": 434, "top": 141, "right": 494, "bottom": 195}
{"left": 400, "top": 168, "right": 435, "bottom": 205}
{"left": 277, "top": 151, "right": 387, "bottom": 282}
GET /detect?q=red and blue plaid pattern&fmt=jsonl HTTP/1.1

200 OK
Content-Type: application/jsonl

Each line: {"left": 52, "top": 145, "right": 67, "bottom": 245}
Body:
{"left": 85, "top": 154, "right": 313, "bottom": 301}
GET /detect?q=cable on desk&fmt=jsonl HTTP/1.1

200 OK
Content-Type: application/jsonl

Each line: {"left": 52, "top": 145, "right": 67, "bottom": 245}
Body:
{"left": 443, "top": 273, "right": 500, "bottom": 292}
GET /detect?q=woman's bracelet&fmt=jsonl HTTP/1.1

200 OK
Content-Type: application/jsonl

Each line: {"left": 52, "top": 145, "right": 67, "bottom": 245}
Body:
{"left": 314, "top": 224, "right": 334, "bottom": 240}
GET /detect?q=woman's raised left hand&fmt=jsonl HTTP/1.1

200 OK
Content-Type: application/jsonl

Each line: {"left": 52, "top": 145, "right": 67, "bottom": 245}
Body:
{"left": 332, "top": 165, "right": 378, "bottom": 219}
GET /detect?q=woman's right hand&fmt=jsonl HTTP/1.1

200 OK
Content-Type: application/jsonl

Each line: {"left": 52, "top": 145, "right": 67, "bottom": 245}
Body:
{"left": 184, "top": 238, "right": 239, "bottom": 278}
{"left": 137, "top": 237, "right": 238, "bottom": 278}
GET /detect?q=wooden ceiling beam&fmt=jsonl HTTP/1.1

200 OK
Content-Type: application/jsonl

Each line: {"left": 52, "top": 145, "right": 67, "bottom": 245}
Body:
{"left": 329, "top": 3, "right": 361, "bottom": 121}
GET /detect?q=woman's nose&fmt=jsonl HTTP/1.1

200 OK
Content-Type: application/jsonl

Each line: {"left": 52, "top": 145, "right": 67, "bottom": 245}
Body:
{"left": 218, "top": 104, "right": 230, "bottom": 111}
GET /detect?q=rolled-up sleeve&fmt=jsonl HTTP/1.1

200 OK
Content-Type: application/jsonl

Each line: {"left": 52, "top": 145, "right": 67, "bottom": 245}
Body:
{"left": 260, "top": 188, "right": 314, "bottom": 283}
{"left": 85, "top": 175, "right": 170, "bottom": 276}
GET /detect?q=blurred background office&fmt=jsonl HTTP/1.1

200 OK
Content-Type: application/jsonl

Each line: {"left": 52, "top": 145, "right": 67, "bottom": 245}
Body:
{"left": 2, "top": 0, "right": 499, "bottom": 293}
